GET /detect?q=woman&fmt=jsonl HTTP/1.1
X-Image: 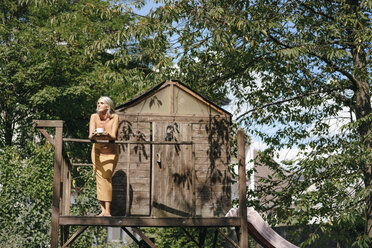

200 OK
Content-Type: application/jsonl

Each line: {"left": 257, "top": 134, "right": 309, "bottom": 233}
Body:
{"left": 89, "top": 96, "right": 119, "bottom": 216}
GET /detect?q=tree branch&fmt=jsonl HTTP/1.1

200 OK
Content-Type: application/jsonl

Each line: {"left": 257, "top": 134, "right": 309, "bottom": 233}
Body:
{"left": 236, "top": 88, "right": 338, "bottom": 121}
{"left": 266, "top": 33, "right": 358, "bottom": 87}
{"left": 294, "top": 0, "right": 336, "bottom": 21}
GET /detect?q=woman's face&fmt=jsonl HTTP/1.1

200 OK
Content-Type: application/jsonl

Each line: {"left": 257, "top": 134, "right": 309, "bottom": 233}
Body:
{"left": 97, "top": 99, "right": 108, "bottom": 112}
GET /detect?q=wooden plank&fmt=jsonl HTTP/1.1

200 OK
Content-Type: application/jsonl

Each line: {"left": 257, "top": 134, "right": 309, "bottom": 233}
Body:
{"left": 121, "top": 227, "right": 140, "bottom": 245}
{"left": 60, "top": 226, "right": 68, "bottom": 247}
{"left": 33, "top": 120, "right": 63, "bottom": 128}
{"left": 170, "top": 81, "right": 174, "bottom": 114}
{"left": 212, "top": 229, "right": 219, "bottom": 248}
{"left": 132, "top": 227, "right": 158, "bottom": 248}
{"left": 61, "top": 226, "right": 88, "bottom": 248}
{"left": 38, "top": 128, "right": 55, "bottom": 147}
{"left": 237, "top": 128, "right": 248, "bottom": 248}
{"left": 152, "top": 122, "right": 193, "bottom": 218}
{"left": 172, "top": 81, "right": 229, "bottom": 116}
{"left": 63, "top": 138, "right": 192, "bottom": 145}
{"left": 129, "top": 148, "right": 151, "bottom": 163}
{"left": 51, "top": 126, "right": 63, "bottom": 248}
{"left": 130, "top": 182, "right": 150, "bottom": 191}
{"left": 131, "top": 192, "right": 151, "bottom": 205}
{"left": 130, "top": 169, "right": 150, "bottom": 178}
{"left": 60, "top": 158, "right": 67, "bottom": 215}
{"left": 66, "top": 156, "right": 72, "bottom": 215}
{"left": 61, "top": 150, "right": 72, "bottom": 216}
{"left": 119, "top": 114, "right": 229, "bottom": 122}
{"left": 126, "top": 144, "right": 130, "bottom": 216}
{"left": 217, "top": 228, "right": 240, "bottom": 248}
{"left": 181, "top": 227, "right": 200, "bottom": 247}
{"left": 199, "top": 227, "right": 207, "bottom": 248}
{"left": 192, "top": 140, "right": 196, "bottom": 217}
{"left": 59, "top": 216, "right": 241, "bottom": 227}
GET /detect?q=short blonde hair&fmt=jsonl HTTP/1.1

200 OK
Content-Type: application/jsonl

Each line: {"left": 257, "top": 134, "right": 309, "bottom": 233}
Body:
{"left": 96, "top": 96, "right": 116, "bottom": 117}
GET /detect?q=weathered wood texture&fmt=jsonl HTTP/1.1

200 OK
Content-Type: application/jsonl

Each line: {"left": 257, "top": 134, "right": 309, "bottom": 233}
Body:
{"left": 238, "top": 129, "right": 249, "bottom": 248}
{"left": 112, "top": 120, "right": 152, "bottom": 216}
{"left": 113, "top": 115, "right": 231, "bottom": 218}
{"left": 51, "top": 126, "right": 63, "bottom": 248}
{"left": 152, "top": 122, "right": 193, "bottom": 217}
{"left": 59, "top": 216, "right": 240, "bottom": 227}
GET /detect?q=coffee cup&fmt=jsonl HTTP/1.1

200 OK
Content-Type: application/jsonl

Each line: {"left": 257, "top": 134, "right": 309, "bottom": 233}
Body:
{"left": 95, "top": 128, "right": 104, "bottom": 134}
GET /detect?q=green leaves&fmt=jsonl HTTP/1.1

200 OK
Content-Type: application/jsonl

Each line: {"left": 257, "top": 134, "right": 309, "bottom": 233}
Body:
{"left": 149, "top": 0, "right": 371, "bottom": 246}
{"left": 0, "top": 143, "right": 54, "bottom": 247}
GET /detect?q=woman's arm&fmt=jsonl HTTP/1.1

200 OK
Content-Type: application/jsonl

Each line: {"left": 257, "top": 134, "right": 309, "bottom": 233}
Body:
{"left": 106, "top": 114, "right": 119, "bottom": 140}
{"left": 88, "top": 114, "right": 97, "bottom": 139}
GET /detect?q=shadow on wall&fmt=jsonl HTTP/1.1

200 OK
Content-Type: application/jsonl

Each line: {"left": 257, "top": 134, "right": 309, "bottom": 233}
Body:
{"left": 119, "top": 120, "right": 148, "bottom": 162}
{"left": 196, "top": 116, "right": 231, "bottom": 216}
{"left": 111, "top": 170, "right": 127, "bottom": 216}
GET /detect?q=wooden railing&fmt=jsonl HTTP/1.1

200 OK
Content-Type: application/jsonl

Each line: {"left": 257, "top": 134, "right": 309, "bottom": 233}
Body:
{"left": 33, "top": 120, "right": 248, "bottom": 248}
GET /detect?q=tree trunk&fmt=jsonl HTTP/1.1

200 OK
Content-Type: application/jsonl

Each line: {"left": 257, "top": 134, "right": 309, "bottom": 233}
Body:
{"left": 351, "top": 33, "right": 372, "bottom": 244}
{"left": 348, "top": 0, "right": 372, "bottom": 240}
{"left": 353, "top": 49, "right": 372, "bottom": 242}
{"left": 4, "top": 111, "right": 13, "bottom": 146}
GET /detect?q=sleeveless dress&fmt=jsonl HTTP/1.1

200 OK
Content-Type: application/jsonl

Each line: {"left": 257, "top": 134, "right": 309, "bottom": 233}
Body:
{"left": 91, "top": 142, "right": 119, "bottom": 201}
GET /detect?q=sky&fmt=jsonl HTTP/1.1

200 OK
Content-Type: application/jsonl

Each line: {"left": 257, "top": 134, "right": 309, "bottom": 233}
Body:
{"left": 129, "top": 1, "right": 356, "bottom": 166}
{"left": 132, "top": 1, "right": 163, "bottom": 16}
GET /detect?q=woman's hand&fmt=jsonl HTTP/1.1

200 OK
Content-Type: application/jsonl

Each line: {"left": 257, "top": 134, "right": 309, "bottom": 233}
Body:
{"left": 89, "top": 131, "right": 97, "bottom": 140}
{"left": 90, "top": 131, "right": 111, "bottom": 140}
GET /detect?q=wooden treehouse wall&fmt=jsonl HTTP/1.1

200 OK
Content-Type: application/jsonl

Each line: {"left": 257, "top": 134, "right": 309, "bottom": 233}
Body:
{"left": 110, "top": 80, "right": 233, "bottom": 218}
{"left": 110, "top": 115, "right": 231, "bottom": 218}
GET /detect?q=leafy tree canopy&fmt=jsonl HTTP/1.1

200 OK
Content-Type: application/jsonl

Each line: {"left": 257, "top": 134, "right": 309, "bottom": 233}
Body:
{"left": 146, "top": 0, "right": 371, "bottom": 246}
{"left": 0, "top": 0, "right": 172, "bottom": 149}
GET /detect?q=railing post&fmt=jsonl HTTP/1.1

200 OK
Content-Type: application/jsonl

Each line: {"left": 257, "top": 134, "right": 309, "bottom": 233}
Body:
{"left": 51, "top": 122, "right": 63, "bottom": 248}
{"left": 237, "top": 128, "right": 248, "bottom": 248}
{"left": 61, "top": 150, "right": 71, "bottom": 215}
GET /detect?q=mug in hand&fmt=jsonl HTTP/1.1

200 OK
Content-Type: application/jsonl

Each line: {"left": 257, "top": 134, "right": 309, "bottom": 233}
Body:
{"left": 96, "top": 128, "right": 104, "bottom": 134}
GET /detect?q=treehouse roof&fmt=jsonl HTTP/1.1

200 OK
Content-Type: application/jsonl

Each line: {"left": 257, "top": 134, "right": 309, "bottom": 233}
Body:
{"left": 116, "top": 80, "right": 232, "bottom": 118}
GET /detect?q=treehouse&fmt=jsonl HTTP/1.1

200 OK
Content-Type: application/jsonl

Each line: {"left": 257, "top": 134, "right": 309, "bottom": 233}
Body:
{"left": 33, "top": 80, "right": 251, "bottom": 248}
{"left": 113, "top": 80, "right": 232, "bottom": 218}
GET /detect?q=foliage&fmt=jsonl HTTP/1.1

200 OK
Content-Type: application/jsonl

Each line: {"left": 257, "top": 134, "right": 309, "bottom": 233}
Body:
{"left": 0, "top": 0, "right": 166, "bottom": 151}
{"left": 0, "top": 0, "right": 174, "bottom": 246}
{"left": 1, "top": 0, "right": 370, "bottom": 246}
{"left": 0, "top": 143, "right": 53, "bottom": 247}
{"left": 143, "top": 227, "right": 224, "bottom": 248}
{"left": 148, "top": 0, "right": 372, "bottom": 246}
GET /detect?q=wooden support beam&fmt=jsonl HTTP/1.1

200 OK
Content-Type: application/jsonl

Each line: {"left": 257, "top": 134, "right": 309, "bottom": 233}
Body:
{"left": 132, "top": 227, "right": 157, "bottom": 248}
{"left": 65, "top": 155, "right": 72, "bottom": 215}
{"left": 212, "top": 229, "right": 219, "bottom": 248}
{"left": 235, "top": 226, "right": 240, "bottom": 242}
{"left": 170, "top": 80, "right": 174, "bottom": 114}
{"left": 61, "top": 226, "right": 88, "bottom": 248}
{"left": 181, "top": 227, "right": 200, "bottom": 247}
{"left": 51, "top": 126, "right": 63, "bottom": 248}
{"left": 121, "top": 227, "right": 140, "bottom": 245}
{"left": 126, "top": 144, "right": 131, "bottom": 216}
{"left": 217, "top": 228, "right": 240, "bottom": 248}
{"left": 60, "top": 226, "right": 68, "bottom": 247}
{"left": 33, "top": 120, "right": 63, "bottom": 128}
{"left": 38, "top": 128, "right": 55, "bottom": 147}
{"left": 199, "top": 227, "right": 207, "bottom": 248}
{"left": 59, "top": 216, "right": 241, "bottom": 227}
{"left": 192, "top": 143, "right": 196, "bottom": 217}
{"left": 237, "top": 128, "right": 248, "bottom": 248}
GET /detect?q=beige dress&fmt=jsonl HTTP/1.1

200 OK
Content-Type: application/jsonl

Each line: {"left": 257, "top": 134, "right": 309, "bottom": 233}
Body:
{"left": 91, "top": 142, "right": 119, "bottom": 201}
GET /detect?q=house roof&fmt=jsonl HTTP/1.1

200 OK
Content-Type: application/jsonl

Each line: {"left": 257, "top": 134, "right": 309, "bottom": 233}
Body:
{"left": 115, "top": 79, "right": 232, "bottom": 117}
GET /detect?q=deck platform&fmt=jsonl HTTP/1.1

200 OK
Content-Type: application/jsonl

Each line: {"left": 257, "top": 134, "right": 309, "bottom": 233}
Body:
{"left": 59, "top": 216, "right": 241, "bottom": 227}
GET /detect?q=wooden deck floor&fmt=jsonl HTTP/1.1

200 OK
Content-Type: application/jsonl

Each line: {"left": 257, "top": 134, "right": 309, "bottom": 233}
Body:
{"left": 59, "top": 216, "right": 241, "bottom": 227}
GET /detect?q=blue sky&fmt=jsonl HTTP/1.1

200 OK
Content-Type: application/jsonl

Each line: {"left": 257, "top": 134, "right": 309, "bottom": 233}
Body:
{"left": 132, "top": 1, "right": 163, "bottom": 16}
